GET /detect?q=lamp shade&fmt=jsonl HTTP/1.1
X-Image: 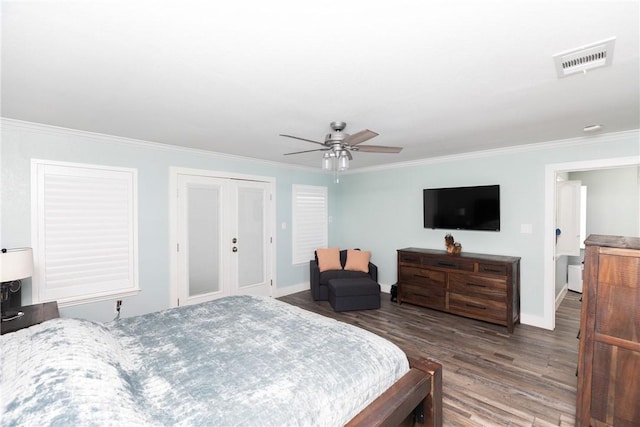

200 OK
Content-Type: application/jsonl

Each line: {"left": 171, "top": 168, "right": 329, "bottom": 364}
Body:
{"left": 0, "top": 248, "right": 34, "bottom": 282}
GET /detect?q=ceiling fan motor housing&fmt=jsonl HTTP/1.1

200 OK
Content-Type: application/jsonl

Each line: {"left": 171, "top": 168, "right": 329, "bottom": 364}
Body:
{"left": 330, "top": 121, "right": 347, "bottom": 131}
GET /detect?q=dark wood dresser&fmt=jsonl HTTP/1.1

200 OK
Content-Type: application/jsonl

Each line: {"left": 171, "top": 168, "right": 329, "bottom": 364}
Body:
{"left": 576, "top": 235, "right": 640, "bottom": 427}
{"left": 397, "top": 247, "right": 520, "bottom": 332}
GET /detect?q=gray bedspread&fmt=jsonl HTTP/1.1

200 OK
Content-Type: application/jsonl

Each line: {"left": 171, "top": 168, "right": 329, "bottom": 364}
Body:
{"left": 1, "top": 295, "right": 409, "bottom": 426}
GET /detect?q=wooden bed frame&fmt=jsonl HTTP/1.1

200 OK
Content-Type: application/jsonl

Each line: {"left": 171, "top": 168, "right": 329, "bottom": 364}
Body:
{"left": 347, "top": 357, "right": 443, "bottom": 427}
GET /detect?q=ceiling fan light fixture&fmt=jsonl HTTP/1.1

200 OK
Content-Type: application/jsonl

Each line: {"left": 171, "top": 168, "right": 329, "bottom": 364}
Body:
{"left": 338, "top": 150, "right": 349, "bottom": 171}
{"left": 280, "top": 121, "right": 402, "bottom": 181}
{"left": 322, "top": 152, "right": 333, "bottom": 171}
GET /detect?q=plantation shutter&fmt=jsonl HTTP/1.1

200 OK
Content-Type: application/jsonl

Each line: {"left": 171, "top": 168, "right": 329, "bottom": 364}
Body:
{"left": 32, "top": 160, "right": 139, "bottom": 306}
{"left": 292, "top": 185, "right": 328, "bottom": 265}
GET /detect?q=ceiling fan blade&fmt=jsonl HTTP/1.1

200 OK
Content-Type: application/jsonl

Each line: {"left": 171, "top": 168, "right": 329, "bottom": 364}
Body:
{"left": 343, "top": 129, "right": 378, "bottom": 146}
{"left": 280, "top": 134, "right": 327, "bottom": 147}
{"left": 284, "top": 148, "right": 330, "bottom": 155}
{"left": 356, "top": 145, "right": 403, "bottom": 153}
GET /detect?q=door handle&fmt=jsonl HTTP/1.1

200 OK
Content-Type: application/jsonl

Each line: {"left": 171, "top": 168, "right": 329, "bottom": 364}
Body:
{"left": 232, "top": 247, "right": 238, "bottom": 252}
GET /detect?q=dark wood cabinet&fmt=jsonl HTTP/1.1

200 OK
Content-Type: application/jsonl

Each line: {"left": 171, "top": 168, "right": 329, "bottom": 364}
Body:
{"left": 0, "top": 301, "right": 59, "bottom": 335}
{"left": 397, "top": 248, "right": 520, "bottom": 332}
{"left": 576, "top": 235, "right": 640, "bottom": 427}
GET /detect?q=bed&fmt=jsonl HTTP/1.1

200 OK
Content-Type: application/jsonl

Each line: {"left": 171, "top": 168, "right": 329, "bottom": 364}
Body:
{"left": 1, "top": 295, "right": 442, "bottom": 426}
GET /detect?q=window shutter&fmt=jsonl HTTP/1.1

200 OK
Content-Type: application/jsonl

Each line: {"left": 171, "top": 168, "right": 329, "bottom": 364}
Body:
{"left": 292, "top": 185, "right": 328, "bottom": 265}
{"left": 32, "top": 160, "right": 139, "bottom": 305}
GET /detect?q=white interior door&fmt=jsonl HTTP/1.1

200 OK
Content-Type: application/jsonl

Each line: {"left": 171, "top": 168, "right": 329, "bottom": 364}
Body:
{"left": 556, "top": 180, "right": 582, "bottom": 256}
{"left": 176, "top": 173, "right": 272, "bottom": 306}
{"left": 234, "top": 181, "right": 271, "bottom": 297}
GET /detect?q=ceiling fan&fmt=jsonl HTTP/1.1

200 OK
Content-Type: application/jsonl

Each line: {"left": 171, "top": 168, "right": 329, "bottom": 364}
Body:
{"left": 280, "top": 121, "right": 403, "bottom": 177}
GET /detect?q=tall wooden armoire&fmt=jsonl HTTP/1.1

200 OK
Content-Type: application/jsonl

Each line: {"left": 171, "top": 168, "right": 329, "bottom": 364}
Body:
{"left": 576, "top": 235, "right": 640, "bottom": 427}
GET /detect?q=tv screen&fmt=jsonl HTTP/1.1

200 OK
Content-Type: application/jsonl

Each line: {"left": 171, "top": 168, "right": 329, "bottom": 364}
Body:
{"left": 423, "top": 185, "right": 500, "bottom": 231}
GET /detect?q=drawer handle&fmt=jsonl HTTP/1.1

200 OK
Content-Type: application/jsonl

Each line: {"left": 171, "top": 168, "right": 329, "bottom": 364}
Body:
{"left": 482, "top": 268, "right": 502, "bottom": 273}
{"left": 465, "top": 303, "right": 486, "bottom": 310}
{"left": 414, "top": 274, "right": 430, "bottom": 279}
{"left": 437, "top": 262, "right": 457, "bottom": 267}
{"left": 467, "top": 283, "right": 486, "bottom": 288}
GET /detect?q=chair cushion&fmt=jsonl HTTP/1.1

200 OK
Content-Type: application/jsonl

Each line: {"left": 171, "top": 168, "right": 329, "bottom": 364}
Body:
{"left": 316, "top": 247, "right": 342, "bottom": 272}
{"left": 344, "top": 249, "right": 371, "bottom": 273}
{"left": 319, "top": 270, "right": 370, "bottom": 285}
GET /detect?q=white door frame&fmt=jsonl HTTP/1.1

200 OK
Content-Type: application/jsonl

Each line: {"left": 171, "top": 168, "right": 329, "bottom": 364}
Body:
{"left": 169, "top": 167, "right": 276, "bottom": 307}
{"left": 543, "top": 155, "right": 639, "bottom": 330}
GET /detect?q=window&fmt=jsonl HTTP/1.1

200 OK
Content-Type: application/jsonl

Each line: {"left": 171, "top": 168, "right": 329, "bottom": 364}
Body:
{"left": 292, "top": 185, "right": 328, "bottom": 265}
{"left": 31, "top": 160, "right": 139, "bottom": 306}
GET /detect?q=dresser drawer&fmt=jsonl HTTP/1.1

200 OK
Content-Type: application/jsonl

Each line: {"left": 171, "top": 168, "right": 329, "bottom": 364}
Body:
{"left": 399, "top": 266, "right": 446, "bottom": 287}
{"left": 449, "top": 293, "right": 507, "bottom": 324}
{"left": 598, "top": 252, "right": 640, "bottom": 286}
{"left": 449, "top": 272, "right": 507, "bottom": 298}
{"left": 399, "top": 252, "right": 422, "bottom": 265}
{"left": 399, "top": 283, "right": 446, "bottom": 310}
{"left": 477, "top": 263, "right": 508, "bottom": 275}
{"left": 422, "top": 257, "right": 474, "bottom": 271}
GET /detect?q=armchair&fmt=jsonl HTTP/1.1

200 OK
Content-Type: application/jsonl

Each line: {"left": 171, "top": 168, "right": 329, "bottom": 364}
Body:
{"left": 310, "top": 249, "right": 378, "bottom": 301}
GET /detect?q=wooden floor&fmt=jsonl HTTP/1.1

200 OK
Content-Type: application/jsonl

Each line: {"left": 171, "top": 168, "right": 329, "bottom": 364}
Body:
{"left": 279, "top": 290, "right": 582, "bottom": 427}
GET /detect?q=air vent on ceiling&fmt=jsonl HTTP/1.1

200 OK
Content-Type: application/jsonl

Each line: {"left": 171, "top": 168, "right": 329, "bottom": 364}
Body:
{"left": 553, "top": 37, "right": 615, "bottom": 78}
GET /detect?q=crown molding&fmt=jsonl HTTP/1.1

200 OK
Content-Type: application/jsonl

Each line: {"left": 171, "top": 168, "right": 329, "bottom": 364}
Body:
{"left": 347, "top": 129, "right": 640, "bottom": 175}
{"left": 3, "top": 118, "right": 637, "bottom": 176}
{"left": 0, "top": 118, "right": 319, "bottom": 173}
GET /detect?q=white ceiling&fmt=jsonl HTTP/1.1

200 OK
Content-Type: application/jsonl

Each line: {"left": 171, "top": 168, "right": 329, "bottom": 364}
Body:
{"left": 2, "top": 1, "right": 639, "bottom": 170}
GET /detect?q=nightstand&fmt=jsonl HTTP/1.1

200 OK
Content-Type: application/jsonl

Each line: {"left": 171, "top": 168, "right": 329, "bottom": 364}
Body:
{"left": 0, "top": 301, "right": 59, "bottom": 335}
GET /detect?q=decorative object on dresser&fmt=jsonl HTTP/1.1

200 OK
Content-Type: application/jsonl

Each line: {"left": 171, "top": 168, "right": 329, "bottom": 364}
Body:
{"left": 397, "top": 247, "right": 521, "bottom": 332}
{"left": 575, "top": 235, "right": 640, "bottom": 427}
{"left": 444, "top": 233, "right": 462, "bottom": 254}
{"left": 0, "top": 247, "right": 34, "bottom": 321}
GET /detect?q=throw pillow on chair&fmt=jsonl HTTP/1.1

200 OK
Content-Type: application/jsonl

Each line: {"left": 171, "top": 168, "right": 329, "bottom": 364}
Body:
{"left": 344, "top": 249, "right": 371, "bottom": 273}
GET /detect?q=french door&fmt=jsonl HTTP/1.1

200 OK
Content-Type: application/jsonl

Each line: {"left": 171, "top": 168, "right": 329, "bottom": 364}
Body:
{"left": 173, "top": 170, "right": 273, "bottom": 307}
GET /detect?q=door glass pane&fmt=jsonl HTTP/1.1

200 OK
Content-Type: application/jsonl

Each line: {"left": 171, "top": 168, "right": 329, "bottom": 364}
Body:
{"left": 188, "top": 185, "right": 220, "bottom": 296}
{"left": 238, "top": 187, "right": 264, "bottom": 287}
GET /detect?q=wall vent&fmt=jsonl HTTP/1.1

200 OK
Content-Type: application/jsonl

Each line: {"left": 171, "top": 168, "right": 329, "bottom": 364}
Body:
{"left": 553, "top": 37, "right": 615, "bottom": 78}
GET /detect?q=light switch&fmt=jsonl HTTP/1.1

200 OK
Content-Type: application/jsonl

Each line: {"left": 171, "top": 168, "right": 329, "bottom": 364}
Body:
{"left": 520, "top": 224, "right": 533, "bottom": 234}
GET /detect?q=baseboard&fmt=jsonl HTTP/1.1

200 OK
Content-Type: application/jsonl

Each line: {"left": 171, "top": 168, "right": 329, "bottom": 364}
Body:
{"left": 520, "top": 313, "right": 552, "bottom": 330}
{"left": 556, "top": 284, "right": 568, "bottom": 311}
{"left": 273, "top": 282, "right": 309, "bottom": 298}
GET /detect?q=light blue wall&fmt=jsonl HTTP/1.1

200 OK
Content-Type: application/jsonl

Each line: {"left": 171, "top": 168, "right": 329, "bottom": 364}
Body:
{"left": 333, "top": 132, "right": 639, "bottom": 323}
{"left": 569, "top": 167, "right": 639, "bottom": 237}
{"left": 1, "top": 120, "right": 336, "bottom": 321}
{"left": 2, "top": 120, "right": 638, "bottom": 325}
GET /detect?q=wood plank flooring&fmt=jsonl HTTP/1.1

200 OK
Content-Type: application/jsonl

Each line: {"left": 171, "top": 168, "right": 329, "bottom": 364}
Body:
{"left": 279, "top": 290, "right": 582, "bottom": 427}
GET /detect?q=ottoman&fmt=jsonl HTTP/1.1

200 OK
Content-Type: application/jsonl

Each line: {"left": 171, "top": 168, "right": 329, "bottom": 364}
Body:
{"left": 328, "top": 277, "right": 381, "bottom": 312}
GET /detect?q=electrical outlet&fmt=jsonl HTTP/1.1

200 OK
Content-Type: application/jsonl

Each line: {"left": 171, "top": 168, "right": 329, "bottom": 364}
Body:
{"left": 115, "top": 300, "right": 122, "bottom": 314}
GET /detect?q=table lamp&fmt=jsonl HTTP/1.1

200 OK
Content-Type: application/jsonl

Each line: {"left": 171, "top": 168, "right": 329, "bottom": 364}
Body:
{"left": 1, "top": 247, "right": 34, "bottom": 321}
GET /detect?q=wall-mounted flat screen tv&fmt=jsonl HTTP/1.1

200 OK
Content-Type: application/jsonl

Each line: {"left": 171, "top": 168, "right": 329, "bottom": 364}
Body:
{"left": 423, "top": 185, "right": 500, "bottom": 231}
